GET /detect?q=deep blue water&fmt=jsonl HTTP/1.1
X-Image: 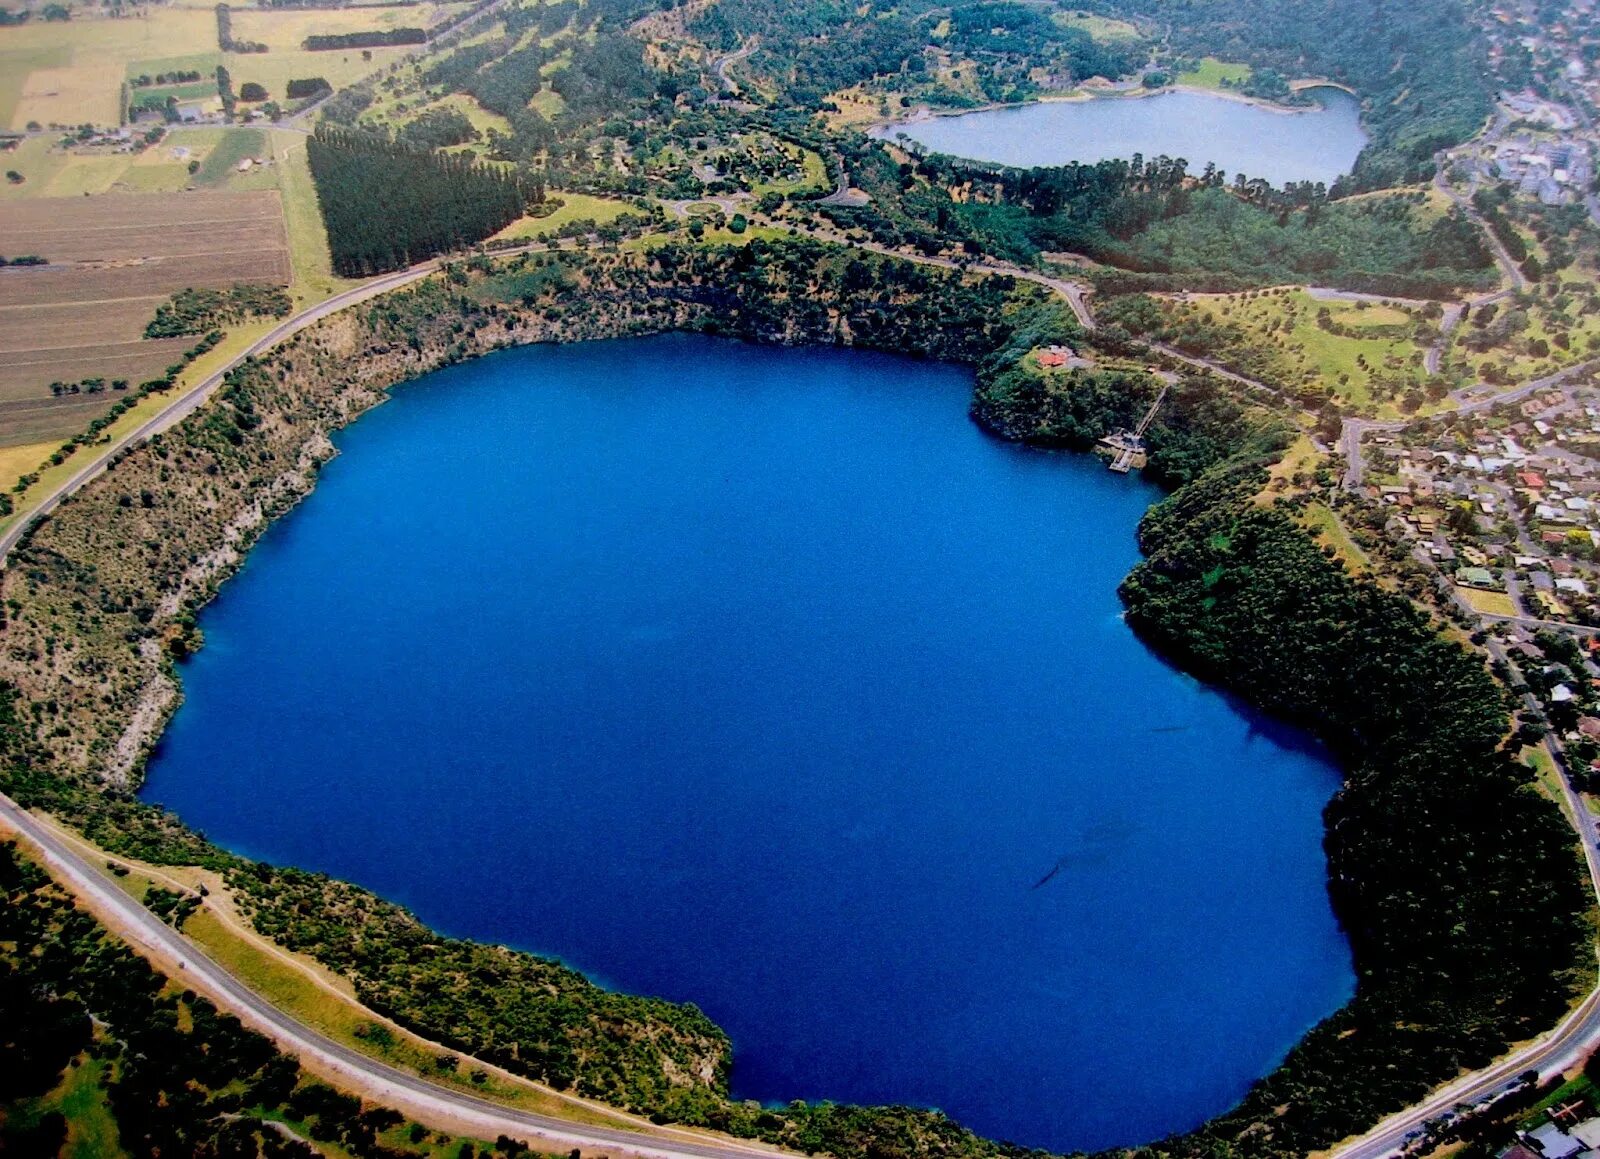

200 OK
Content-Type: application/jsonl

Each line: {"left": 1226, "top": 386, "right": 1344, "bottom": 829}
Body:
{"left": 142, "top": 335, "right": 1353, "bottom": 1151}
{"left": 873, "top": 88, "right": 1367, "bottom": 186}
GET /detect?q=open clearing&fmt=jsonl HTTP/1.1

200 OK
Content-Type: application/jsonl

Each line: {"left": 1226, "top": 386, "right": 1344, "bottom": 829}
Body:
{"left": 492, "top": 193, "right": 635, "bottom": 240}
{"left": 227, "top": 3, "right": 472, "bottom": 50}
{"left": 221, "top": 2, "right": 473, "bottom": 100}
{"left": 1302, "top": 501, "right": 1373, "bottom": 576}
{"left": 1457, "top": 586, "right": 1520, "bottom": 617}
{"left": 1177, "top": 57, "right": 1252, "bottom": 89}
{"left": 1177, "top": 287, "right": 1426, "bottom": 411}
{"left": 0, "top": 189, "right": 290, "bottom": 444}
{"left": 1054, "top": 11, "right": 1140, "bottom": 39}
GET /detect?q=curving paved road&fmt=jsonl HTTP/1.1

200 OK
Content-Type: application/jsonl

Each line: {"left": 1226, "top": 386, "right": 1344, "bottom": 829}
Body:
{"left": 0, "top": 793, "right": 799, "bottom": 1159}
{"left": 0, "top": 251, "right": 540, "bottom": 563}
{"left": 712, "top": 39, "right": 756, "bottom": 97}
{"left": 1330, "top": 751, "right": 1600, "bottom": 1159}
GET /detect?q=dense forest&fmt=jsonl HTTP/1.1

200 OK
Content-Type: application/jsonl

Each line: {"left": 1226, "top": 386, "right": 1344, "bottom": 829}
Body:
{"left": 830, "top": 148, "right": 1497, "bottom": 296}
{"left": 691, "top": 0, "right": 1142, "bottom": 107}
{"left": 1115, "top": 467, "right": 1590, "bottom": 1157}
{"left": 0, "top": 831, "right": 498, "bottom": 1158}
{"left": 973, "top": 360, "right": 1290, "bottom": 487}
{"left": 683, "top": 0, "right": 1485, "bottom": 185}
{"left": 304, "top": 27, "right": 427, "bottom": 51}
{"left": 306, "top": 128, "right": 538, "bottom": 275}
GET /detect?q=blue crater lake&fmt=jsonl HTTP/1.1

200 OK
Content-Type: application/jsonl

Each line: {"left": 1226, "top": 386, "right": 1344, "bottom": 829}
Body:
{"left": 874, "top": 88, "right": 1368, "bottom": 186}
{"left": 142, "top": 334, "right": 1353, "bottom": 1151}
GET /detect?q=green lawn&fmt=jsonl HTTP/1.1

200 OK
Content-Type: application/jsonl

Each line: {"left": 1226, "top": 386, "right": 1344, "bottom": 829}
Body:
{"left": 54, "top": 1057, "right": 121, "bottom": 1159}
{"left": 1185, "top": 288, "right": 1425, "bottom": 411}
{"left": 752, "top": 145, "right": 828, "bottom": 197}
{"left": 6, "top": 1055, "right": 124, "bottom": 1159}
{"left": 194, "top": 127, "right": 268, "bottom": 187}
{"left": 125, "top": 52, "right": 221, "bottom": 82}
{"left": 131, "top": 80, "right": 219, "bottom": 105}
{"left": 1053, "top": 11, "right": 1141, "bottom": 39}
{"left": 1178, "top": 57, "right": 1252, "bottom": 89}
{"left": 492, "top": 192, "right": 634, "bottom": 239}
{"left": 429, "top": 91, "right": 513, "bottom": 137}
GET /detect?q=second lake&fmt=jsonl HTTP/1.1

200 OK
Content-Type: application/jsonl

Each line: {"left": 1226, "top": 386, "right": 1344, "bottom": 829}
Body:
{"left": 874, "top": 87, "right": 1368, "bottom": 186}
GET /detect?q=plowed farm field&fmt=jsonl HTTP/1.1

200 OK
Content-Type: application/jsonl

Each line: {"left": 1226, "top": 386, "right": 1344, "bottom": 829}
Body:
{"left": 0, "top": 189, "right": 289, "bottom": 444}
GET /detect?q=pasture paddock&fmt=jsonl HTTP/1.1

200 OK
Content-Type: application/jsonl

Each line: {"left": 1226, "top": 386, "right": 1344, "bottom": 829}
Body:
{"left": 223, "top": 2, "right": 473, "bottom": 100}
{"left": 0, "top": 8, "right": 215, "bottom": 129}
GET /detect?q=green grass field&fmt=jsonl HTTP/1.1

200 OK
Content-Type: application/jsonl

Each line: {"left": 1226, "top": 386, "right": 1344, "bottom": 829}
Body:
{"left": 1178, "top": 57, "right": 1252, "bottom": 89}
{"left": 130, "top": 80, "right": 218, "bottom": 104}
{"left": 751, "top": 144, "right": 828, "bottom": 197}
{"left": 1302, "top": 501, "right": 1372, "bottom": 575}
{"left": 1, "top": 1054, "right": 123, "bottom": 1159}
{"left": 268, "top": 127, "right": 347, "bottom": 299}
{"left": 125, "top": 51, "right": 220, "bottom": 82}
{"left": 492, "top": 192, "right": 634, "bottom": 239}
{"left": 1185, "top": 288, "right": 1425, "bottom": 411}
{"left": 1053, "top": 11, "right": 1141, "bottom": 39}
{"left": 53, "top": 1057, "right": 122, "bottom": 1159}
{"left": 193, "top": 126, "right": 267, "bottom": 186}
{"left": 430, "top": 90, "right": 512, "bottom": 136}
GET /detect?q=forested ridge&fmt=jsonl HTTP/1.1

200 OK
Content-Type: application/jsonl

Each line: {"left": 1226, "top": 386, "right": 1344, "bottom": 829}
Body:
{"left": 1114, "top": 466, "right": 1590, "bottom": 1156}
{"left": 831, "top": 148, "right": 1496, "bottom": 296}
{"left": 692, "top": 0, "right": 1142, "bottom": 107}
{"left": 682, "top": 0, "right": 1485, "bottom": 183}
{"left": 0, "top": 240, "right": 1590, "bottom": 1159}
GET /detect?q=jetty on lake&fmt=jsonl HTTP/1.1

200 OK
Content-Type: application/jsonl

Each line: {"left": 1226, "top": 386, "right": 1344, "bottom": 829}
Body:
{"left": 1098, "top": 383, "right": 1170, "bottom": 473}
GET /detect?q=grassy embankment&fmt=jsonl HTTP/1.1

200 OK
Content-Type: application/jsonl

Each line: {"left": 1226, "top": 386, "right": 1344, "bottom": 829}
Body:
{"left": 1169, "top": 287, "right": 1430, "bottom": 414}
{"left": 27, "top": 814, "right": 662, "bottom": 1134}
{"left": 1176, "top": 57, "right": 1252, "bottom": 90}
